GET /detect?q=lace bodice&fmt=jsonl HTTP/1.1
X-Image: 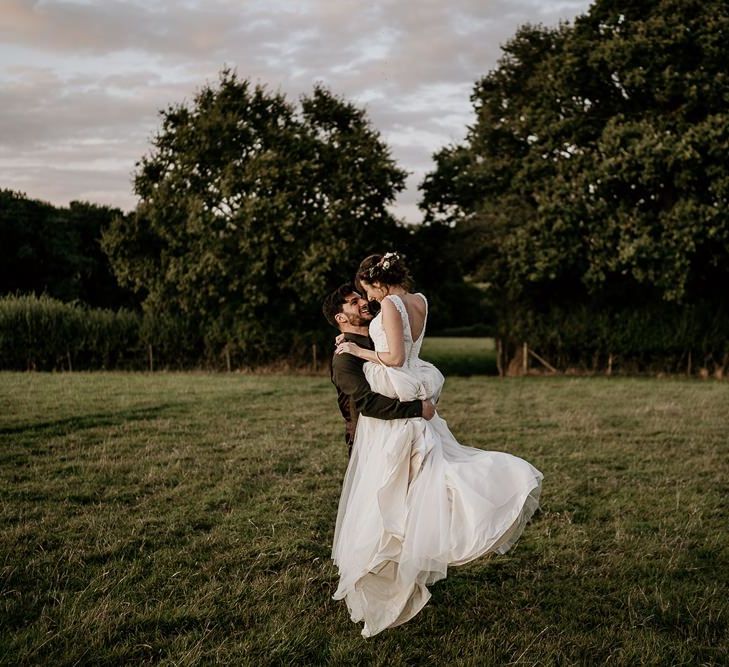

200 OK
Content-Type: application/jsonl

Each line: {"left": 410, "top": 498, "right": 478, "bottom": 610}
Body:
{"left": 369, "top": 293, "right": 428, "bottom": 366}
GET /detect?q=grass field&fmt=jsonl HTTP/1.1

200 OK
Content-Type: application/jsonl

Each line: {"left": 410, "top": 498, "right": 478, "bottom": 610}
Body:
{"left": 1, "top": 372, "right": 728, "bottom": 665}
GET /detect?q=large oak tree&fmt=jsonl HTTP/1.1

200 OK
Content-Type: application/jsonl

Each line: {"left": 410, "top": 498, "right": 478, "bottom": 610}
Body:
{"left": 420, "top": 0, "right": 729, "bottom": 371}
{"left": 103, "top": 70, "right": 406, "bottom": 362}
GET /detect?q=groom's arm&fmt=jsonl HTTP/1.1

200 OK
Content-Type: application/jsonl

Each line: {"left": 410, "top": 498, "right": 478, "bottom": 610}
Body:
{"left": 332, "top": 354, "right": 423, "bottom": 420}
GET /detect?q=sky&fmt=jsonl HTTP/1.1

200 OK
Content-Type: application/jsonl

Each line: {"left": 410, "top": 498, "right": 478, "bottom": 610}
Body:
{"left": 0, "top": 0, "right": 591, "bottom": 223}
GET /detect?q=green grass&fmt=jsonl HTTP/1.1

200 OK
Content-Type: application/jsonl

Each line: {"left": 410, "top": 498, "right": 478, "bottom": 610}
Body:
{"left": 1, "top": 372, "right": 727, "bottom": 665}
{"left": 420, "top": 337, "right": 497, "bottom": 376}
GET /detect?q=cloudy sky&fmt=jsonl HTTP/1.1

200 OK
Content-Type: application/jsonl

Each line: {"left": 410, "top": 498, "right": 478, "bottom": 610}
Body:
{"left": 0, "top": 0, "right": 591, "bottom": 223}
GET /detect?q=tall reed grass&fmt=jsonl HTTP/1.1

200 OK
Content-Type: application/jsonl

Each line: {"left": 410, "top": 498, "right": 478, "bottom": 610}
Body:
{"left": 0, "top": 294, "right": 141, "bottom": 370}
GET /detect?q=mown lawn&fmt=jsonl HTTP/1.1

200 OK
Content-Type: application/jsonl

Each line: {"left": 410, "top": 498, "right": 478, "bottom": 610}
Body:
{"left": 1, "top": 372, "right": 727, "bottom": 665}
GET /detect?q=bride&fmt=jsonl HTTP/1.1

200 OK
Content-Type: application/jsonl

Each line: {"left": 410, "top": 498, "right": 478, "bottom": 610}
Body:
{"left": 331, "top": 252, "right": 543, "bottom": 637}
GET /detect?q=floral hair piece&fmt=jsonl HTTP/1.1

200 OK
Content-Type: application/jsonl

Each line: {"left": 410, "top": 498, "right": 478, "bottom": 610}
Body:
{"left": 369, "top": 252, "right": 400, "bottom": 278}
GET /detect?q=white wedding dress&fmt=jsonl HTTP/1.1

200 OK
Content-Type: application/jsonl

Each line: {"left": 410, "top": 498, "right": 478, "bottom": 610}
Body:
{"left": 331, "top": 293, "right": 543, "bottom": 637}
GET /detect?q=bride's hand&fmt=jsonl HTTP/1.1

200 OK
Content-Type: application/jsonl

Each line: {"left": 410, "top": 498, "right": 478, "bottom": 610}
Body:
{"left": 335, "top": 333, "right": 346, "bottom": 345}
{"left": 336, "top": 341, "right": 361, "bottom": 357}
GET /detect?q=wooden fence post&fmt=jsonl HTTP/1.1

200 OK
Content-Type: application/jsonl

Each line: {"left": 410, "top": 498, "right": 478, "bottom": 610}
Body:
{"left": 687, "top": 350, "right": 692, "bottom": 377}
{"left": 66, "top": 348, "right": 73, "bottom": 372}
{"left": 312, "top": 343, "right": 318, "bottom": 372}
{"left": 148, "top": 344, "right": 154, "bottom": 372}
{"left": 522, "top": 342, "right": 528, "bottom": 375}
{"left": 496, "top": 338, "right": 503, "bottom": 378}
{"left": 224, "top": 345, "right": 231, "bottom": 372}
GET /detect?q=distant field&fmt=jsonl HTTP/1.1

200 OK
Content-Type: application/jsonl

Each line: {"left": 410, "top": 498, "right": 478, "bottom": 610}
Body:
{"left": 1, "top": 372, "right": 727, "bottom": 664}
{"left": 420, "top": 336, "right": 496, "bottom": 375}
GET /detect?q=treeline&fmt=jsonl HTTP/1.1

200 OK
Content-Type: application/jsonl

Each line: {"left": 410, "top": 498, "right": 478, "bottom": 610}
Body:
{"left": 0, "top": 185, "right": 487, "bottom": 370}
{"left": 0, "top": 179, "right": 487, "bottom": 370}
{"left": 3, "top": 0, "right": 729, "bottom": 375}
{"left": 421, "top": 0, "right": 729, "bottom": 375}
{"left": 0, "top": 191, "right": 137, "bottom": 309}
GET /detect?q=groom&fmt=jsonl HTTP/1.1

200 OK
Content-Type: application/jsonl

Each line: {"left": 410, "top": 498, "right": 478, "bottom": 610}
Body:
{"left": 322, "top": 283, "right": 435, "bottom": 456}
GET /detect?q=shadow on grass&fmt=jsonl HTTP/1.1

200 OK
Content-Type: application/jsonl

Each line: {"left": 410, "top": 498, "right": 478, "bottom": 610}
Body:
{"left": 0, "top": 403, "right": 187, "bottom": 437}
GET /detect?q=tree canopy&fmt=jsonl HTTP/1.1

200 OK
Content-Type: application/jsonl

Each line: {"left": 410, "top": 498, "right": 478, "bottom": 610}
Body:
{"left": 422, "top": 0, "right": 729, "bottom": 306}
{"left": 0, "top": 190, "right": 134, "bottom": 309}
{"left": 103, "top": 70, "right": 407, "bottom": 362}
{"left": 420, "top": 0, "right": 729, "bottom": 370}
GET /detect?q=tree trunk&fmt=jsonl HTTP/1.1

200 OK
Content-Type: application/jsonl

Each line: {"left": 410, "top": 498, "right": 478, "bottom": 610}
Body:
{"left": 496, "top": 338, "right": 504, "bottom": 377}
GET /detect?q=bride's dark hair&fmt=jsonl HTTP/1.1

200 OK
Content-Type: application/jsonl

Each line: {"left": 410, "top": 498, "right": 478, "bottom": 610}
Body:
{"left": 355, "top": 252, "right": 414, "bottom": 292}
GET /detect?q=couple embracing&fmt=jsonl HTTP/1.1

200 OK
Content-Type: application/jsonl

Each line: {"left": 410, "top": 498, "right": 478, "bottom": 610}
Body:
{"left": 322, "top": 252, "right": 543, "bottom": 638}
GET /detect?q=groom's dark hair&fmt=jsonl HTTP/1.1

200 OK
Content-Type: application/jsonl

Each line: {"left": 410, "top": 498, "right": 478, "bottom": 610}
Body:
{"left": 322, "top": 283, "right": 357, "bottom": 329}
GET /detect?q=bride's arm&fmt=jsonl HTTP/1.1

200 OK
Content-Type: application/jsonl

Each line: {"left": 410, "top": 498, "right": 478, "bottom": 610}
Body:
{"left": 335, "top": 299, "right": 405, "bottom": 367}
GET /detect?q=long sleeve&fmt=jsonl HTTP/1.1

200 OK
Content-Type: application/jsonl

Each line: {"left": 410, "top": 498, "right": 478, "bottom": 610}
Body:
{"left": 332, "top": 353, "right": 422, "bottom": 420}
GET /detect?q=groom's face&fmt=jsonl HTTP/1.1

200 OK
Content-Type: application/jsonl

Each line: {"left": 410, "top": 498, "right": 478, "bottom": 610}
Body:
{"left": 339, "top": 292, "right": 372, "bottom": 328}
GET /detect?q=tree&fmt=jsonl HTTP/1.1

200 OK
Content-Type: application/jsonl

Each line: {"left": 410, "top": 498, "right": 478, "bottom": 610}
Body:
{"left": 102, "top": 70, "right": 406, "bottom": 363}
{"left": 420, "top": 0, "right": 729, "bottom": 371}
{"left": 0, "top": 190, "right": 135, "bottom": 308}
{"left": 395, "top": 221, "right": 493, "bottom": 333}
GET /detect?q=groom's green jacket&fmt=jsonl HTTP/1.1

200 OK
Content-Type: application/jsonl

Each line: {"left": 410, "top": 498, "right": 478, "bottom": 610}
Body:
{"left": 331, "top": 332, "right": 423, "bottom": 455}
